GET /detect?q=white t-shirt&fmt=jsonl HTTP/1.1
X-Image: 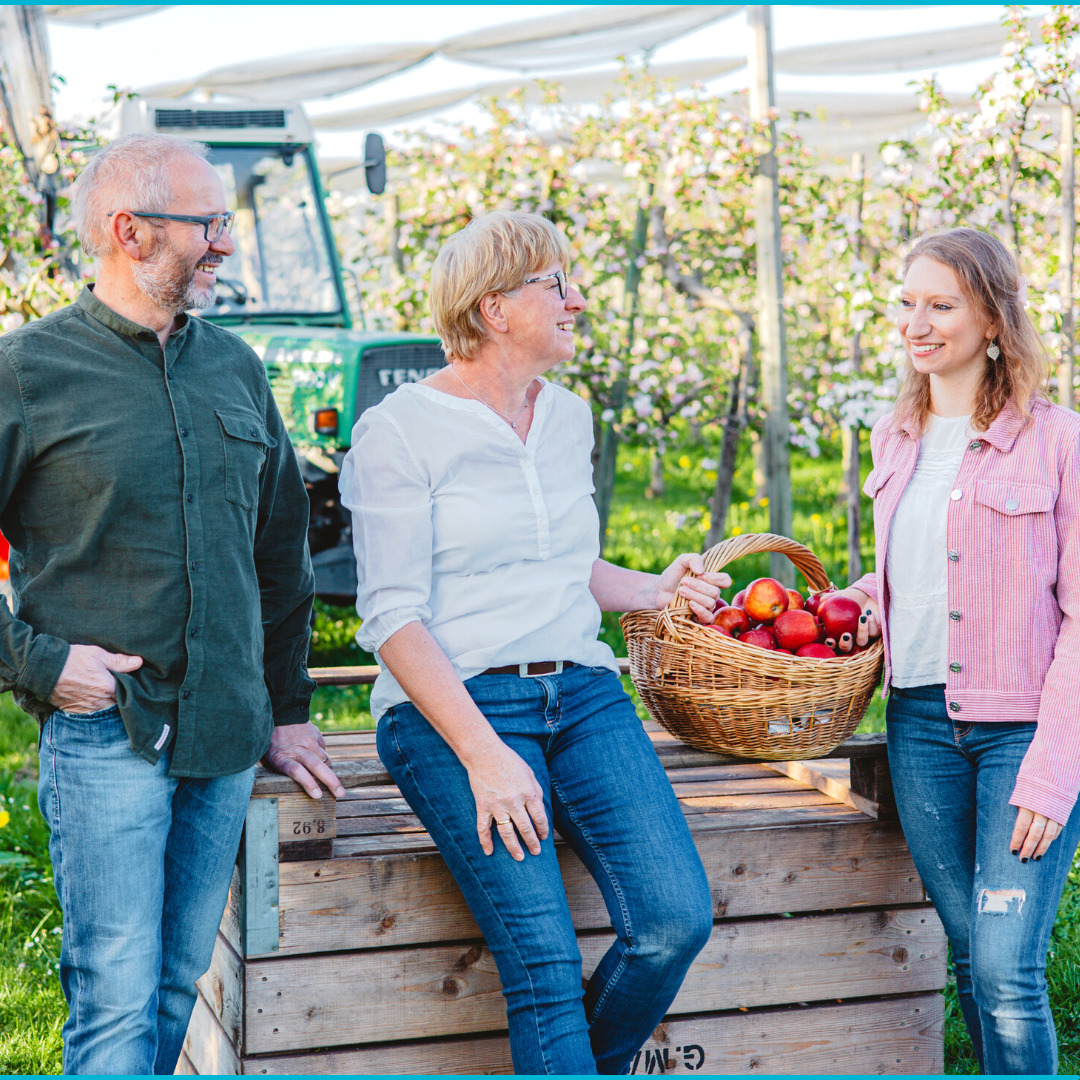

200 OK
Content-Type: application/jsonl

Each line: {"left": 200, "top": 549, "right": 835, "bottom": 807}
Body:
{"left": 886, "top": 412, "right": 973, "bottom": 687}
{"left": 339, "top": 380, "right": 620, "bottom": 720}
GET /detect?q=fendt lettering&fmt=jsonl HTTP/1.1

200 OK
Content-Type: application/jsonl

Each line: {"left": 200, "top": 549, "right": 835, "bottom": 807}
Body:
{"left": 378, "top": 367, "right": 444, "bottom": 388}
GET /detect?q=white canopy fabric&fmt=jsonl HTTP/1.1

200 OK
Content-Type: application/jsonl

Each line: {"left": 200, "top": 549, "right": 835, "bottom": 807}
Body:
{"left": 0, "top": 5, "right": 59, "bottom": 186}
{"left": 307, "top": 15, "right": 1041, "bottom": 134}
{"left": 136, "top": 6, "right": 741, "bottom": 101}
{"left": 774, "top": 15, "right": 1043, "bottom": 74}
{"left": 42, "top": 6, "right": 173, "bottom": 27}
{"left": 125, "top": 10, "right": 1043, "bottom": 134}
{"left": 311, "top": 57, "right": 748, "bottom": 131}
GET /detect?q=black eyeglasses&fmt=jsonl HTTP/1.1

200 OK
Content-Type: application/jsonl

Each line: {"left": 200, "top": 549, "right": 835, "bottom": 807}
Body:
{"left": 523, "top": 269, "right": 568, "bottom": 300}
{"left": 108, "top": 210, "right": 236, "bottom": 242}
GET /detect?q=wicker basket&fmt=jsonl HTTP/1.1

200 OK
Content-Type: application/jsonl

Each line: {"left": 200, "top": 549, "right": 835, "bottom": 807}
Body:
{"left": 620, "top": 532, "right": 884, "bottom": 760}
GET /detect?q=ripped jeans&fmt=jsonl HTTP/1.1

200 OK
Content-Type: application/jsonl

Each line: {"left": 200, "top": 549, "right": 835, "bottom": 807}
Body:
{"left": 887, "top": 684, "right": 1080, "bottom": 1075}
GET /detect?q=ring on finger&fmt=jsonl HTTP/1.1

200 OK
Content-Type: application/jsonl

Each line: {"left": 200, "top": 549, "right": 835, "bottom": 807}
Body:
{"left": 495, "top": 818, "right": 511, "bottom": 827}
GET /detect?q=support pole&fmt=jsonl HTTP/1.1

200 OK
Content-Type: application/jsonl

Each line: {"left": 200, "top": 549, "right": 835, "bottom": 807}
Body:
{"left": 843, "top": 152, "right": 865, "bottom": 583}
{"left": 1060, "top": 101, "right": 1075, "bottom": 411}
{"left": 747, "top": 6, "right": 793, "bottom": 583}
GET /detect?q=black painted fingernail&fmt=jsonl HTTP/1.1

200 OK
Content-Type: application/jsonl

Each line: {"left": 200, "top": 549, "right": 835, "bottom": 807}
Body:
{"left": 1021, "top": 856, "right": 1029, "bottom": 863}
{"left": 1034, "top": 854, "right": 1042, "bottom": 862}
{"left": 866, "top": 609, "right": 872, "bottom": 615}
{"left": 860, "top": 615, "right": 867, "bottom": 624}
{"left": 1011, "top": 848, "right": 1019, "bottom": 855}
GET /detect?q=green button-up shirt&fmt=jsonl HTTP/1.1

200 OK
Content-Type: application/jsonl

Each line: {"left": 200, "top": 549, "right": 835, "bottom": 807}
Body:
{"left": 0, "top": 286, "right": 315, "bottom": 777}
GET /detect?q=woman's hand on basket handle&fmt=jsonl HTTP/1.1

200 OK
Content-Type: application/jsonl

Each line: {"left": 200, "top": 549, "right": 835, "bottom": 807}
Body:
{"left": 589, "top": 556, "right": 729, "bottom": 618}
{"left": 835, "top": 587, "right": 882, "bottom": 647}
{"left": 657, "top": 553, "right": 731, "bottom": 623}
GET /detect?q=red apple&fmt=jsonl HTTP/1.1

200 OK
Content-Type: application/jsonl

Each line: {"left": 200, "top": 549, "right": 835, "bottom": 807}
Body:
{"left": 774, "top": 648, "right": 794, "bottom": 656}
{"left": 705, "top": 624, "right": 733, "bottom": 637}
{"left": 731, "top": 590, "right": 747, "bottom": 609}
{"left": 796, "top": 642, "right": 837, "bottom": 659}
{"left": 804, "top": 586, "right": 836, "bottom": 616}
{"left": 785, "top": 589, "right": 805, "bottom": 611}
{"left": 772, "top": 609, "right": 820, "bottom": 652}
{"left": 817, "top": 594, "right": 862, "bottom": 640}
{"left": 713, "top": 607, "right": 751, "bottom": 635}
{"left": 713, "top": 596, "right": 729, "bottom": 611}
{"left": 743, "top": 578, "right": 789, "bottom": 625}
{"left": 739, "top": 627, "right": 777, "bottom": 650}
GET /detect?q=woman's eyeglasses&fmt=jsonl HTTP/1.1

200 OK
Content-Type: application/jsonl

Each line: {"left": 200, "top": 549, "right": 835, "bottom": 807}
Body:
{"left": 523, "top": 269, "right": 568, "bottom": 300}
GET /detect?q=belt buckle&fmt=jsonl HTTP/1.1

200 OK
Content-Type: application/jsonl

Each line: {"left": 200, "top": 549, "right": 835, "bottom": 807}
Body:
{"left": 519, "top": 661, "right": 563, "bottom": 677}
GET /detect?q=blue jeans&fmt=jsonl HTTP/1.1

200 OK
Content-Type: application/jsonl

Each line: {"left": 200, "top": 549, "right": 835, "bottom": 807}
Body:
{"left": 887, "top": 684, "right": 1080, "bottom": 1075}
{"left": 38, "top": 705, "right": 254, "bottom": 1075}
{"left": 377, "top": 665, "right": 712, "bottom": 1075}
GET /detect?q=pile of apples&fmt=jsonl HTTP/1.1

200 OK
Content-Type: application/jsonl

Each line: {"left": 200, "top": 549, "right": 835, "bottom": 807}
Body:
{"left": 704, "top": 577, "right": 869, "bottom": 659}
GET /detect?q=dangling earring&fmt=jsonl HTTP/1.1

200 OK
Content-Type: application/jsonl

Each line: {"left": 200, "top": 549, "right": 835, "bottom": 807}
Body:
{"left": 987, "top": 339, "right": 1001, "bottom": 361}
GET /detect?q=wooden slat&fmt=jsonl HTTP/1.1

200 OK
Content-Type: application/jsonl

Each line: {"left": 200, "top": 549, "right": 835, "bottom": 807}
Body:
{"left": 195, "top": 931, "right": 243, "bottom": 1051}
{"left": 250, "top": 731, "right": 890, "bottom": 796}
{"left": 268, "top": 816, "right": 922, "bottom": 956}
{"left": 239, "top": 992, "right": 944, "bottom": 1075}
{"left": 182, "top": 989, "right": 241, "bottom": 1076}
{"left": 329, "top": 801, "right": 873, "bottom": 859}
{"left": 274, "top": 792, "right": 337, "bottom": 845}
{"left": 221, "top": 866, "right": 242, "bottom": 957}
{"left": 330, "top": 786, "right": 840, "bottom": 840}
{"left": 767, "top": 758, "right": 881, "bottom": 818}
{"left": 242, "top": 906, "right": 945, "bottom": 1053}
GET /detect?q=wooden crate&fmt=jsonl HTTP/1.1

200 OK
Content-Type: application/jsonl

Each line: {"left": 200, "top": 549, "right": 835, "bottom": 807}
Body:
{"left": 180, "top": 724, "right": 946, "bottom": 1076}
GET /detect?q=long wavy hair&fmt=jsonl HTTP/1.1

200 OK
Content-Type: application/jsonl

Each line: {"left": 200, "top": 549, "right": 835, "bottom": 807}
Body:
{"left": 893, "top": 228, "right": 1049, "bottom": 434}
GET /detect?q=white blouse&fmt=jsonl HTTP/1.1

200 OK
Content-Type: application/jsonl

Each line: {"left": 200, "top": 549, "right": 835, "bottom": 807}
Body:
{"left": 886, "top": 412, "right": 973, "bottom": 687}
{"left": 339, "top": 380, "right": 620, "bottom": 721}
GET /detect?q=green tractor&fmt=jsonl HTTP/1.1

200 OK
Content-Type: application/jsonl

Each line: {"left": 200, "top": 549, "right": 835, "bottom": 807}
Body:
{"left": 120, "top": 99, "right": 444, "bottom": 602}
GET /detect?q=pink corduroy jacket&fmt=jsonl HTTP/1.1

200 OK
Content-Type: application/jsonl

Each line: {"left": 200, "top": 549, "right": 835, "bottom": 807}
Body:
{"left": 851, "top": 397, "right": 1080, "bottom": 826}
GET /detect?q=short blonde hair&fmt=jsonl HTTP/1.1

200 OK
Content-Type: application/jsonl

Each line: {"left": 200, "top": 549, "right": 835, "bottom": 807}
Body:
{"left": 71, "top": 134, "right": 210, "bottom": 259}
{"left": 430, "top": 211, "right": 570, "bottom": 361}
{"left": 895, "top": 228, "right": 1049, "bottom": 434}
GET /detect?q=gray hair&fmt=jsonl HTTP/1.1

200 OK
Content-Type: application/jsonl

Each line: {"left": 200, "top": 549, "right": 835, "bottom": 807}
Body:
{"left": 71, "top": 134, "right": 210, "bottom": 259}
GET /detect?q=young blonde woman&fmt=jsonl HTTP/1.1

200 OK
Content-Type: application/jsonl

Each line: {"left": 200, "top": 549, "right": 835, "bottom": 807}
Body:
{"left": 841, "top": 228, "right": 1080, "bottom": 1074}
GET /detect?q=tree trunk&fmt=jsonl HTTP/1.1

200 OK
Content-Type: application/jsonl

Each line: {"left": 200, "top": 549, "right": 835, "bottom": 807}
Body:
{"left": 843, "top": 420, "right": 862, "bottom": 582}
{"left": 592, "top": 417, "right": 621, "bottom": 550}
{"left": 748, "top": 5, "right": 794, "bottom": 583}
{"left": 592, "top": 186, "right": 652, "bottom": 551}
{"left": 842, "top": 153, "right": 865, "bottom": 583}
{"left": 646, "top": 449, "right": 665, "bottom": 499}
{"left": 1060, "top": 100, "right": 1075, "bottom": 410}
{"left": 707, "top": 315, "right": 753, "bottom": 548}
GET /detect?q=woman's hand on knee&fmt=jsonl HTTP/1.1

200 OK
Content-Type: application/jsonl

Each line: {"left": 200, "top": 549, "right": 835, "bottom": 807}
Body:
{"left": 467, "top": 743, "right": 550, "bottom": 861}
{"left": 1010, "top": 806, "right": 1064, "bottom": 861}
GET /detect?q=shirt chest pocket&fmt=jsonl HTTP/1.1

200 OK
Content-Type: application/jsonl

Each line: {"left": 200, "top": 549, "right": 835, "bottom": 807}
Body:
{"left": 862, "top": 467, "right": 896, "bottom": 500}
{"left": 973, "top": 480, "right": 1056, "bottom": 570}
{"left": 216, "top": 410, "right": 277, "bottom": 510}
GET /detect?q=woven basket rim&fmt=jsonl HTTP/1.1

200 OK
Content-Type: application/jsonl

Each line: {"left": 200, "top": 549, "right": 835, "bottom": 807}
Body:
{"left": 620, "top": 531, "right": 883, "bottom": 759}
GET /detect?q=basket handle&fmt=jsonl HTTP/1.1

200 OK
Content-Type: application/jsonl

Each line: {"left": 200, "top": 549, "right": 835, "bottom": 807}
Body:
{"left": 654, "top": 532, "right": 835, "bottom": 642}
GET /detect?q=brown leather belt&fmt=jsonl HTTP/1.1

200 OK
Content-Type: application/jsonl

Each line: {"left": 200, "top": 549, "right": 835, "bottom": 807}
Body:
{"left": 481, "top": 661, "right": 576, "bottom": 677}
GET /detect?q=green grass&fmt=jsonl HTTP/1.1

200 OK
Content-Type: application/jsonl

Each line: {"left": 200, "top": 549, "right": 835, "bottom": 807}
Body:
{"left": 0, "top": 695, "right": 64, "bottom": 1075}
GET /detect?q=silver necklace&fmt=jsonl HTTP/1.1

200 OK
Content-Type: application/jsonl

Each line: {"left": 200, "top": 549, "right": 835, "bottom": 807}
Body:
{"left": 450, "top": 364, "right": 531, "bottom": 429}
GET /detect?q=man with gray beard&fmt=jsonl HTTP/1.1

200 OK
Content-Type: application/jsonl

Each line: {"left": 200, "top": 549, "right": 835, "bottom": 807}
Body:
{"left": 0, "top": 134, "right": 344, "bottom": 1074}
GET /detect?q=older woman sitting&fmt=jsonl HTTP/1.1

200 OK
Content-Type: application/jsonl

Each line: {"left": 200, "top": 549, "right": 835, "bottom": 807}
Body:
{"left": 340, "top": 210, "right": 726, "bottom": 1075}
